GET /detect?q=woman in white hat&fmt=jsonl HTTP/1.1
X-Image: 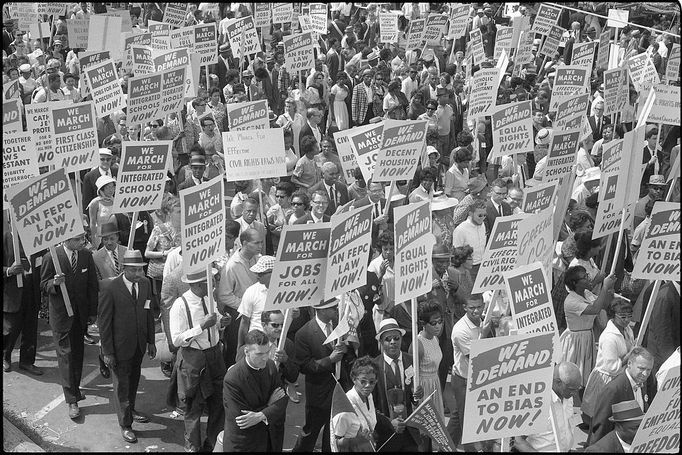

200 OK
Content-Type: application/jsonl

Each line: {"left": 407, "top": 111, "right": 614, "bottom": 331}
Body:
{"left": 431, "top": 193, "right": 458, "bottom": 254}
{"left": 87, "top": 174, "right": 116, "bottom": 249}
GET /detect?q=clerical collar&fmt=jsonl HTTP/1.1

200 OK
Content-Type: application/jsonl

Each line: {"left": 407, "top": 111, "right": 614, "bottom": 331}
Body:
{"left": 245, "top": 355, "right": 263, "bottom": 371}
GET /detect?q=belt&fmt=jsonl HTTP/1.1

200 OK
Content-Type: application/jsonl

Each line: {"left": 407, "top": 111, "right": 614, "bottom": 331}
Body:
{"left": 181, "top": 343, "right": 221, "bottom": 352}
{"left": 568, "top": 328, "right": 593, "bottom": 332}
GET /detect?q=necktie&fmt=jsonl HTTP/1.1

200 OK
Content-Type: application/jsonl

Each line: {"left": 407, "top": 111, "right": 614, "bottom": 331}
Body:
{"left": 112, "top": 249, "right": 119, "bottom": 274}
{"left": 392, "top": 359, "right": 402, "bottom": 389}
{"left": 325, "top": 322, "right": 333, "bottom": 338}
{"left": 597, "top": 117, "right": 601, "bottom": 134}
{"left": 71, "top": 250, "right": 77, "bottom": 274}
{"left": 131, "top": 283, "right": 137, "bottom": 301}
{"left": 374, "top": 201, "right": 381, "bottom": 218}
{"left": 328, "top": 185, "right": 336, "bottom": 213}
{"left": 633, "top": 383, "right": 644, "bottom": 410}
{"left": 201, "top": 297, "right": 212, "bottom": 345}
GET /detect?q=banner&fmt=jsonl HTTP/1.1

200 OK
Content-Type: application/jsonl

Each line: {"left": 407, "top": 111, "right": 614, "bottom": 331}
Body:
{"left": 550, "top": 65, "right": 590, "bottom": 111}
{"left": 149, "top": 20, "right": 172, "bottom": 50}
{"left": 597, "top": 30, "right": 610, "bottom": 70}
{"left": 448, "top": 4, "right": 469, "bottom": 40}
{"left": 272, "top": 3, "right": 293, "bottom": 24}
{"left": 530, "top": 4, "right": 561, "bottom": 36}
{"left": 462, "top": 332, "right": 554, "bottom": 444}
{"left": 489, "top": 100, "right": 534, "bottom": 160}
{"left": 555, "top": 93, "right": 590, "bottom": 129}
{"left": 78, "top": 51, "right": 111, "bottom": 98}
{"left": 3, "top": 99, "right": 23, "bottom": 135}
{"left": 394, "top": 200, "right": 435, "bottom": 303}
{"left": 641, "top": 84, "right": 681, "bottom": 126}
{"left": 112, "top": 141, "right": 171, "bottom": 213}
{"left": 3, "top": 132, "right": 40, "bottom": 209}
{"left": 83, "top": 59, "right": 126, "bottom": 118}
{"left": 373, "top": 120, "right": 427, "bottom": 182}
{"left": 5, "top": 168, "right": 84, "bottom": 257}
{"left": 347, "top": 122, "right": 384, "bottom": 184}
{"left": 222, "top": 128, "right": 286, "bottom": 181}
{"left": 631, "top": 366, "right": 680, "bottom": 453}
{"left": 424, "top": 14, "right": 448, "bottom": 46}
{"left": 66, "top": 18, "right": 89, "bottom": 50}
{"left": 265, "top": 223, "right": 331, "bottom": 310}
{"left": 406, "top": 18, "right": 425, "bottom": 51}
{"left": 631, "top": 202, "right": 680, "bottom": 281}
{"left": 379, "top": 10, "right": 399, "bottom": 43}
{"left": 309, "top": 3, "right": 327, "bottom": 35}
{"left": 283, "top": 32, "right": 316, "bottom": 73}
{"left": 180, "top": 175, "right": 225, "bottom": 275}
{"left": 405, "top": 390, "right": 456, "bottom": 451}
{"left": 87, "top": 15, "right": 123, "bottom": 62}
{"left": 540, "top": 25, "right": 564, "bottom": 58}
{"left": 163, "top": 3, "right": 188, "bottom": 27}
{"left": 522, "top": 181, "right": 558, "bottom": 214}
{"left": 225, "top": 100, "right": 269, "bottom": 130}
{"left": 544, "top": 128, "right": 581, "bottom": 183}
{"left": 333, "top": 129, "right": 359, "bottom": 185}
{"left": 49, "top": 101, "right": 99, "bottom": 172}
{"left": 516, "top": 208, "right": 554, "bottom": 283}
{"left": 494, "top": 26, "right": 513, "bottom": 61}
{"left": 603, "top": 66, "right": 628, "bottom": 116}
{"left": 627, "top": 52, "right": 660, "bottom": 92}
{"left": 224, "top": 16, "right": 261, "bottom": 60}
{"left": 571, "top": 41, "right": 597, "bottom": 70}
{"left": 469, "top": 28, "right": 485, "bottom": 66}
{"left": 468, "top": 68, "right": 500, "bottom": 120}
{"left": 665, "top": 43, "right": 680, "bottom": 83}
{"left": 152, "top": 48, "right": 195, "bottom": 99}
{"left": 324, "top": 205, "right": 373, "bottom": 299}
{"left": 472, "top": 214, "right": 525, "bottom": 293}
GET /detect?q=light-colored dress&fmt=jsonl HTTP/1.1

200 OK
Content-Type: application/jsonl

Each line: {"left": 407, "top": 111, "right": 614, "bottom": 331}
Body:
{"left": 87, "top": 196, "right": 113, "bottom": 249}
{"left": 418, "top": 331, "right": 444, "bottom": 422}
{"left": 559, "top": 290, "right": 598, "bottom": 386}
{"left": 330, "top": 84, "right": 350, "bottom": 130}
{"left": 330, "top": 387, "right": 377, "bottom": 452}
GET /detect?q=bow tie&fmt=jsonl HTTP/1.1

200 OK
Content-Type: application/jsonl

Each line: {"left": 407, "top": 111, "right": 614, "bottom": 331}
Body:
{"left": 632, "top": 383, "right": 642, "bottom": 392}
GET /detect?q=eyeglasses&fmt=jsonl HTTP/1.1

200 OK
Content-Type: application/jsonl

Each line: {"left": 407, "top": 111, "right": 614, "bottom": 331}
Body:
{"left": 427, "top": 319, "right": 443, "bottom": 326}
{"left": 312, "top": 200, "right": 327, "bottom": 205}
{"left": 494, "top": 190, "right": 508, "bottom": 196}
{"left": 269, "top": 322, "right": 283, "bottom": 328}
{"left": 203, "top": 124, "right": 214, "bottom": 128}
{"left": 292, "top": 201, "right": 305, "bottom": 206}
{"left": 357, "top": 379, "right": 378, "bottom": 387}
{"left": 150, "top": 124, "right": 159, "bottom": 128}
{"left": 616, "top": 312, "right": 633, "bottom": 318}
{"left": 275, "top": 194, "right": 287, "bottom": 199}
{"left": 382, "top": 335, "right": 401, "bottom": 343}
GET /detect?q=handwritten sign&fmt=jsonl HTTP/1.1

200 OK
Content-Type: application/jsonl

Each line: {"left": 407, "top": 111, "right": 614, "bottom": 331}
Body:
{"left": 222, "top": 128, "right": 286, "bottom": 181}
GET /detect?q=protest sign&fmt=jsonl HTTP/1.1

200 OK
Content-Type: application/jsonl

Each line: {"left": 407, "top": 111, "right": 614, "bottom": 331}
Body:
{"left": 530, "top": 4, "right": 561, "bottom": 36}
{"left": 448, "top": 4, "right": 469, "bottom": 40}
{"left": 5, "top": 168, "right": 85, "bottom": 257}
{"left": 122, "top": 31, "right": 152, "bottom": 72}
{"left": 225, "top": 100, "right": 269, "bottom": 130}
{"left": 539, "top": 25, "right": 564, "bottom": 58}
{"left": 309, "top": 3, "right": 328, "bottom": 35}
{"left": 224, "top": 16, "right": 261, "bottom": 60}
{"left": 78, "top": 51, "right": 110, "bottom": 98}
{"left": 394, "top": 200, "right": 435, "bottom": 303}
{"left": 130, "top": 45, "right": 154, "bottom": 75}
{"left": 597, "top": 30, "right": 610, "bottom": 70}
{"left": 614, "top": 124, "right": 646, "bottom": 212}
{"left": 298, "top": 14, "right": 313, "bottom": 33}
{"left": 462, "top": 332, "right": 554, "bottom": 444}
{"left": 642, "top": 84, "right": 681, "bottom": 126}
{"left": 3, "top": 99, "right": 22, "bottom": 135}
{"left": 254, "top": 3, "right": 271, "bottom": 28}
{"left": 153, "top": 48, "right": 195, "bottom": 99}
{"left": 405, "top": 390, "right": 456, "bottom": 451}
{"left": 424, "top": 14, "right": 448, "bottom": 46}
{"left": 112, "top": 141, "right": 171, "bottom": 213}
{"left": 379, "top": 10, "right": 400, "bottom": 43}
{"left": 272, "top": 3, "right": 293, "bottom": 24}
{"left": 607, "top": 9, "right": 629, "bottom": 28}
{"left": 603, "top": 67, "right": 628, "bottom": 116}
{"left": 510, "top": 14, "right": 530, "bottom": 50}
{"left": 324, "top": 205, "right": 373, "bottom": 299}
{"left": 3, "top": 79, "right": 21, "bottom": 100}
{"left": 593, "top": 139, "right": 626, "bottom": 239}
{"left": 544, "top": 128, "right": 580, "bottom": 183}
{"left": 66, "top": 18, "right": 89, "bottom": 49}
{"left": 522, "top": 181, "right": 558, "bottom": 214}
{"left": 99, "top": 9, "right": 133, "bottom": 34}
{"left": 517, "top": 205, "right": 554, "bottom": 277}
{"left": 11, "top": 3, "right": 37, "bottom": 32}
{"left": 555, "top": 93, "right": 591, "bottom": 129}
{"left": 347, "top": 122, "right": 384, "bottom": 184}
{"left": 28, "top": 22, "right": 49, "bottom": 42}
{"left": 467, "top": 68, "right": 500, "bottom": 120}
{"left": 163, "top": 3, "right": 188, "bottom": 27}
{"left": 193, "top": 23, "right": 218, "bottom": 65}
{"left": 87, "top": 15, "right": 123, "bottom": 62}
{"left": 666, "top": 43, "right": 680, "bottom": 83}
{"left": 283, "top": 32, "right": 316, "bottom": 73}
{"left": 407, "top": 18, "right": 425, "bottom": 50}
{"left": 373, "top": 120, "right": 427, "bottom": 182}
{"left": 83, "top": 59, "right": 126, "bottom": 118}
{"left": 505, "top": 262, "right": 557, "bottom": 337}
{"left": 631, "top": 202, "right": 680, "bottom": 281}
{"left": 469, "top": 28, "right": 485, "bottom": 66}
{"left": 127, "top": 66, "right": 187, "bottom": 126}
{"left": 514, "top": 30, "right": 535, "bottom": 70}
{"left": 25, "top": 102, "right": 65, "bottom": 168}
{"left": 222, "top": 128, "right": 286, "bottom": 181}
{"left": 472, "top": 214, "right": 524, "bottom": 293}
{"left": 180, "top": 175, "right": 225, "bottom": 275}
{"left": 49, "top": 101, "right": 99, "bottom": 172}
{"left": 627, "top": 52, "right": 660, "bottom": 92}
{"left": 550, "top": 65, "right": 589, "bottom": 111}
{"left": 3, "top": 132, "right": 40, "bottom": 209}
{"left": 488, "top": 100, "right": 533, "bottom": 161}
{"left": 494, "top": 26, "right": 514, "bottom": 61}
{"left": 631, "top": 366, "right": 680, "bottom": 453}
{"left": 265, "top": 223, "right": 331, "bottom": 311}
{"left": 38, "top": 2, "right": 69, "bottom": 16}
{"left": 332, "top": 130, "right": 359, "bottom": 185}
{"left": 149, "top": 20, "right": 172, "bottom": 50}
{"left": 571, "top": 41, "right": 597, "bottom": 71}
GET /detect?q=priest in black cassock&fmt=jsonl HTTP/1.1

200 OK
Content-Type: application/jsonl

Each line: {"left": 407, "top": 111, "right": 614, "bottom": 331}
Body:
{"left": 222, "top": 330, "right": 288, "bottom": 451}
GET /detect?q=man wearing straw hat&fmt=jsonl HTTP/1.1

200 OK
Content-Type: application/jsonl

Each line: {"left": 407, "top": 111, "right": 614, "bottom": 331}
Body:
{"left": 98, "top": 250, "right": 156, "bottom": 443}
{"left": 585, "top": 400, "right": 645, "bottom": 452}
{"left": 170, "top": 267, "right": 228, "bottom": 452}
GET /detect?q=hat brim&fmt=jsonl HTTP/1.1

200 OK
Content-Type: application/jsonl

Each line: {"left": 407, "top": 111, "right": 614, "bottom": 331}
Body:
{"left": 121, "top": 260, "right": 148, "bottom": 267}
{"left": 375, "top": 327, "right": 406, "bottom": 341}
{"left": 609, "top": 415, "right": 644, "bottom": 422}
{"left": 432, "top": 200, "right": 459, "bottom": 211}
{"left": 182, "top": 268, "right": 219, "bottom": 283}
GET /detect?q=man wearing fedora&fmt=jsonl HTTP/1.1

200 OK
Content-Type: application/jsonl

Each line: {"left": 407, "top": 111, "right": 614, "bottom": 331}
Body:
{"left": 371, "top": 318, "right": 424, "bottom": 452}
{"left": 293, "top": 297, "right": 355, "bottom": 452}
{"left": 170, "top": 268, "right": 228, "bottom": 452}
{"left": 177, "top": 154, "right": 207, "bottom": 192}
{"left": 585, "top": 400, "right": 644, "bottom": 453}
{"left": 633, "top": 174, "right": 667, "bottom": 229}
{"left": 82, "top": 148, "right": 117, "bottom": 214}
{"left": 40, "top": 232, "right": 99, "bottom": 419}
{"left": 98, "top": 250, "right": 156, "bottom": 443}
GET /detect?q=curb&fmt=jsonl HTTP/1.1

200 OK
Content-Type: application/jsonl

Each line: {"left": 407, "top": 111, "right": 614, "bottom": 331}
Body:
{"left": 3, "top": 416, "right": 45, "bottom": 452}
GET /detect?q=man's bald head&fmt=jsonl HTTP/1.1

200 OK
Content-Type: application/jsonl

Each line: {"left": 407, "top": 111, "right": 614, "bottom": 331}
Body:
{"left": 553, "top": 361, "right": 582, "bottom": 399}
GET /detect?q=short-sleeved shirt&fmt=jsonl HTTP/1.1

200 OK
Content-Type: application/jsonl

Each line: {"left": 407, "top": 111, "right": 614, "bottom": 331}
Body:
{"left": 451, "top": 314, "right": 481, "bottom": 378}
{"left": 564, "top": 290, "right": 597, "bottom": 332}
{"left": 238, "top": 282, "right": 268, "bottom": 333}
{"left": 452, "top": 219, "right": 487, "bottom": 265}
{"left": 293, "top": 154, "right": 320, "bottom": 188}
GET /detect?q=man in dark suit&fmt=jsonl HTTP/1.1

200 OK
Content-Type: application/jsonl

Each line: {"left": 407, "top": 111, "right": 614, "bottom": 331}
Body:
{"left": 588, "top": 100, "right": 610, "bottom": 142}
{"left": 371, "top": 318, "right": 424, "bottom": 452}
{"left": 255, "top": 67, "right": 277, "bottom": 116}
{"left": 82, "top": 148, "right": 117, "bottom": 213}
{"left": 293, "top": 190, "right": 332, "bottom": 224}
{"left": 99, "top": 250, "right": 156, "bottom": 443}
{"left": 353, "top": 180, "right": 389, "bottom": 245}
{"left": 298, "top": 108, "right": 323, "bottom": 155}
{"left": 419, "top": 69, "right": 439, "bottom": 104}
{"left": 177, "top": 155, "right": 206, "bottom": 192}
{"left": 214, "top": 44, "right": 231, "bottom": 89}
{"left": 585, "top": 400, "right": 644, "bottom": 453}
{"left": 265, "top": 55, "right": 281, "bottom": 115}
{"left": 326, "top": 38, "right": 344, "bottom": 84}
{"left": 484, "top": 178, "right": 513, "bottom": 237}
{"left": 40, "top": 232, "right": 99, "bottom": 419}
{"left": 293, "top": 297, "right": 355, "bottom": 452}
{"left": 308, "top": 162, "right": 350, "bottom": 216}
{"left": 588, "top": 346, "right": 654, "bottom": 445}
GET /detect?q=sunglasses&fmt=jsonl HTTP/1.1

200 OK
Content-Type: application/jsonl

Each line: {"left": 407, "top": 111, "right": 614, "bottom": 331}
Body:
{"left": 150, "top": 124, "right": 159, "bottom": 128}
{"left": 275, "top": 194, "right": 287, "bottom": 198}
{"left": 382, "top": 335, "right": 400, "bottom": 343}
{"left": 427, "top": 319, "right": 443, "bottom": 326}
{"left": 292, "top": 201, "right": 305, "bottom": 206}
{"left": 269, "top": 322, "right": 283, "bottom": 328}
{"left": 357, "top": 379, "right": 378, "bottom": 386}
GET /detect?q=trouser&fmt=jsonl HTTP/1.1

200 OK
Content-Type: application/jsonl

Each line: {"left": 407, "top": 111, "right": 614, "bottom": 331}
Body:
{"left": 470, "top": 264, "right": 481, "bottom": 286}
{"left": 293, "top": 404, "right": 331, "bottom": 452}
{"left": 111, "top": 345, "right": 144, "bottom": 428}
{"left": 3, "top": 285, "right": 39, "bottom": 365}
{"left": 446, "top": 373, "right": 467, "bottom": 446}
{"left": 53, "top": 321, "right": 86, "bottom": 404}
{"left": 221, "top": 306, "right": 239, "bottom": 369}
{"left": 361, "top": 104, "right": 374, "bottom": 126}
{"left": 184, "top": 385, "right": 224, "bottom": 451}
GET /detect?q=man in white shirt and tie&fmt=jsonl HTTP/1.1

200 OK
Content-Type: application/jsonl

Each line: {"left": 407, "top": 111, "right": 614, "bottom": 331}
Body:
{"left": 308, "top": 162, "right": 350, "bottom": 216}
{"left": 401, "top": 64, "right": 420, "bottom": 101}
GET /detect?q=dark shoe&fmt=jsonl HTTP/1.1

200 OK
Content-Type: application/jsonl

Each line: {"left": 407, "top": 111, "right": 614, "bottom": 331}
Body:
{"left": 99, "top": 359, "right": 111, "bottom": 379}
{"left": 121, "top": 427, "right": 137, "bottom": 443}
{"left": 83, "top": 334, "right": 96, "bottom": 345}
{"left": 18, "top": 363, "right": 43, "bottom": 376}
{"left": 132, "top": 411, "right": 150, "bottom": 423}
{"left": 3, "top": 359, "right": 10, "bottom": 372}
{"left": 76, "top": 392, "right": 86, "bottom": 402}
{"left": 68, "top": 403, "right": 80, "bottom": 419}
{"left": 160, "top": 362, "right": 172, "bottom": 378}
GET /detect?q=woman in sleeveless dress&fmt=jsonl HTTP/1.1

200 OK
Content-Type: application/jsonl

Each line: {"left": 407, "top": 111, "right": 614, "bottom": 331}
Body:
{"left": 87, "top": 175, "right": 116, "bottom": 250}
{"left": 415, "top": 300, "right": 445, "bottom": 423}
{"left": 328, "top": 72, "right": 351, "bottom": 131}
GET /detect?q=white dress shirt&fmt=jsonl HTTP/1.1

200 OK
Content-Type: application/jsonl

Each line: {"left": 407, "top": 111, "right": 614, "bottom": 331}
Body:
{"left": 170, "top": 289, "right": 220, "bottom": 350}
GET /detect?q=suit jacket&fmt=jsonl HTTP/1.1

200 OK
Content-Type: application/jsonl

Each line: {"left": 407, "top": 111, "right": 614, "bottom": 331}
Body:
{"left": 92, "top": 245, "right": 128, "bottom": 282}
{"left": 484, "top": 199, "right": 512, "bottom": 236}
{"left": 98, "top": 275, "right": 154, "bottom": 362}
{"left": 588, "top": 115, "right": 611, "bottom": 141}
{"left": 3, "top": 231, "right": 33, "bottom": 313}
{"left": 419, "top": 84, "right": 437, "bottom": 104}
{"left": 588, "top": 371, "right": 649, "bottom": 445}
{"left": 351, "top": 82, "right": 371, "bottom": 125}
{"left": 326, "top": 50, "right": 343, "bottom": 84}
{"left": 298, "top": 121, "right": 322, "bottom": 153}
{"left": 584, "top": 431, "right": 626, "bottom": 453}
{"left": 292, "top": 213, "right": 331, "bottom": 225}
{"left": 308, "top": 180, "right": 350, "bottom": 216}
{"left": 177, "top": 176, "right": 202, "bottom": 192}
{"left": 82, "top": 167, "right": 118, "bottom": 214}
{"left": 40, "top": 245, "right": 99, "bottom": 333}
{"left": 294, "top": 318, "right": 354, "bottom": 410}
{"left": 112, "top": 211, "right": 153, "bottom": 255}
